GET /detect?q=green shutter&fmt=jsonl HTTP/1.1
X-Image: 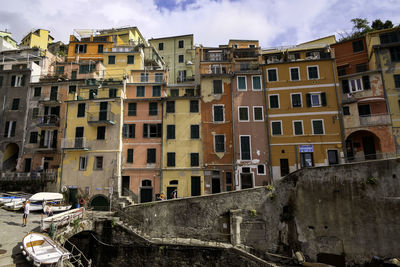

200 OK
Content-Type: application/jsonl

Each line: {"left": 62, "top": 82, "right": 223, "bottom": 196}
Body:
{"left": 306, "top": 94, "right": 311, "bottom": 107}
{"left": 362, "top": 76, "right": 371, "bottom": 90}
{"left": 342, "top": 80, "right": 349, "bottom": 93}
{"left": 321, "top": 92, "right": 327, "bottom": 106}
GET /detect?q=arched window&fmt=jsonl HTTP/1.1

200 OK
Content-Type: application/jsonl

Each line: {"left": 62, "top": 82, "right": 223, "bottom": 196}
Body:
{"left": 170, "top": 180, "right": 178, "bottom": 185}
{"left": 142, "top": 180, "right": 152, "bottom": 187}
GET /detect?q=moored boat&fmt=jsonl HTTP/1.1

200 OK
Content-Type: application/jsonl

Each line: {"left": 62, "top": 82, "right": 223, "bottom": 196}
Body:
{"left": 21, "top": 232, "right": 70, "bottom": 266}
{"left": 0, "top": 192, "right": 31, "bottom": 206}
{"left": 3, "top": 199, "right": 24, "bottom": 211}
{"left": 29, "top": 192, "right": 64, "bottom": 211}
{"left": 41, "top": 207, "right": 85, "bottom": 232}
{"left": 43, "top": 201, "right": 72, "bottom": 213}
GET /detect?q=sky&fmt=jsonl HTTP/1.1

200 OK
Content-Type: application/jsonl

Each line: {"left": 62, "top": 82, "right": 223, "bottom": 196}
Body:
{"left": 1, "top": 0, "right": 399, "bottom": 48}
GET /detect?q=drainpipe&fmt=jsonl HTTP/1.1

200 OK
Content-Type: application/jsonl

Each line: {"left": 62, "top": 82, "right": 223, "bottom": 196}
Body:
{"left": 331, "top": 58, "right": 347, "bottom": 163}
{"left": 261, "top": 64, "right": 273, "bottom": 183}
{"left": 59, "top": 95, "right": 68, "bottom": 192}
{"left": 230, "top": 73, "right": 237, "bottom": 190}
{"left": 160, "top": 88, "right": 164, "bottom": 195}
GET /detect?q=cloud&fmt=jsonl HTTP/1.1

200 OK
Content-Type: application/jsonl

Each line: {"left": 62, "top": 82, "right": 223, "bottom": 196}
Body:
{"left": 0, "top": 0, "right": 399, "bottom": 48}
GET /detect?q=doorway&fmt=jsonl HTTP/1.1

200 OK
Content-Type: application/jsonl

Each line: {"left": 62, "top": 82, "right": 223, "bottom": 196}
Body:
{"left": 99, "top": 102, "right": 108, "bottom": 121}
{"left": 167, "top": 186, "right": 177, "bottom": 199}
{"left": 362, "top": 136, "right": 376, "bottom": 160}
{"left": 211, "top": 178, "right": 221, "bottom": 194}
{"left": 75, "top": 127, "right": 84, "bottom": 148}
{"left": 191, "top": 176, "right": 201, "bottom": 196}
{"left": 121, "top": 176, "right": 130, "bottom": 196}
{"left": 240, "top": 173, "right": 253, "bottom": 189}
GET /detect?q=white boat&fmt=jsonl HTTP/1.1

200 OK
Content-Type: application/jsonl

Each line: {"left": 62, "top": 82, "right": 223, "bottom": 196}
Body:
{"left": 0, "top": 192, "right": 31, "bottom": 206}
{"left": 3, "top": 199, "right": 24, "bottom": 211}
{"left": 29, "top": 192, "right": 64, "bottom": 211}
{"left": 43, "top": 201, "right": 72, "bottom": 213}
{"left": 41, "top": 207, "right": 85, "bottom": 232}
{"left": 21, "top": 232, "right": 70, "bottom": 266}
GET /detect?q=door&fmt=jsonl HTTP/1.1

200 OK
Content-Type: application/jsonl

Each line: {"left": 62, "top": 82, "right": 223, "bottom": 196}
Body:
{"left": 71, "top": 71, "right": 77, "bottom": 79}
{"left": 140, "top": 188, "right": 153, "bottom": 203}
{"left": 280, "top": 158, "right": 289, "bottom": 176}
{"left": 50, "top": 86, "right": 58, "bottom": 101}
{"left": 167, "top": 187, "right": 176, "bottom": 200}
{"left": 191, "top": 176, "right": 201, "bottom": 196}
{"left": 346, "top": 140, "right": 354, "bottom": 160}
{"left": 300, "top": 153, "right": 314, "bottom": 167}
{"left": 122, "top": 176, "right": 130, "bottom": 196}
{"left": 75, "top": 127, "right": 84, "bottom": 148}
{"left": 212, "top": 178, "right": 221, "bottom": 194}
{"left": 24, "top": 158, "right": 31, "bottom": 173}
{"left": 99, "top": 102, "right": 108, "bottom": 121}
{"left": 328, "top": 150, "right": 339, "bottom": 165}
{"left": 51, "top": 130, "right": 58, "bottom": 148}
{"left": 241, "top": 173, "right": 253, "bottom": 189}
{"left": 68, "top": 188, "right": 78, "bottom": 208}
{"left": 362, "top": 136, "right": 376, "bottom": 160}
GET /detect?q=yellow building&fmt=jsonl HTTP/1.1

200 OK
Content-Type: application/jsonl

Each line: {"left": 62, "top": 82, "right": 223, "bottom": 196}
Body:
{"left": 162, "top": 84, "right": 204, "bottom": 198}
{"left": 366, "top": 27, "right": 400, "bottom": 152}
{"left": 20, "top": 29, "right": 54, "bottom": 50}
{"left": 262, "top": 39, "right": 343, "bottom": 179}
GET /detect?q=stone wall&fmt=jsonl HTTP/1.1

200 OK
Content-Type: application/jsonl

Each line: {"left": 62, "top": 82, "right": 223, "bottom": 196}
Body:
{"left": 121, "top": 158, "right": 400, "bottom": 265}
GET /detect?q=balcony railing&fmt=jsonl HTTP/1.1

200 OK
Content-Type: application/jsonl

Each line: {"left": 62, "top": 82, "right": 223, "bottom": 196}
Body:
{"left": 177, "top": 76, "right": 195, "bottom": 83}
{"left": 359, "top": 114, "right": 391, "bottom": 126}
{"left": 61, "top": 137, "right": 90, "bottom": 150}
{"left": 232, "top": 62, "right": 260, "bottom": 72}
{"left": 200, "top": 65, "right": 230, "bottom": 75}
{"left": 0, "top": 169, "right": 57, "bottom": 182}
{"left": 39, "top": 95, "right": 62, "bottom": 104}
{"left": 36, "top": 115, "right": 60, "bottom": 127}
{"left": 203, "top": 53, "right": 230, "bottom": 62}
{"left": 129, "top": 73, "right": 166, "bottom": 83}
{"left": 87, "top": 111, "right": 116, "bottom": 125}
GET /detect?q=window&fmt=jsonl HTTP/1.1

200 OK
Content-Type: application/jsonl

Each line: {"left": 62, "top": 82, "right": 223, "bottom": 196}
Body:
{"left": 343, "top": 106, "right": 350, "bottom": 115}
{"left": 166, "top": 101, "right": 175, "bottom": 113}
{"left": 356, "top": 63, "right": 367, "bottom": 73}
{"left": 307, "top": 66, "right": 319, "bottom": 79}
{"left": 127, "top": 55, "right": 134, "bottom": 64}
{"left": 98, "top": 44, "right": 103, "bottom": 53}
{"left": 109, "top": 88, "right": 117, "bottom": 98}
{"left": 71, "top": 71, "right": 77, "bottom": 79}
{"left": 349, "top": 78, "right": 363, "bottom": 92}
{"left": 170, "top": 89, "right": 179, "bottom": 97}
{"left": 56, "top": 66, "right": 64, "bottom": 75}
{"left": 237, "top": 76, "right": 246, "bottom": 90}
{"left": 362, "top": 75, "right": 371, "bottom": 90}
{"left": 306, "top": 93, "right": 326, "bottom": 107}
{"left": 338, "top": 66, "right": 346, "bottom": 76}
{"left": 50, "top": 86, "right": 58, "bottom": 101}
{"left": 152, "top": 86, "right": 161, "bottom": 97}
{"left": 79, "top": 157, "right": 87, "bottom": 171}
{"left": 155, "top": 73, "right": 163, "bottom": 83}
{"left": 128, "top": 103, "right": 137, "bottom": 116}
{"left": 185, "top": 88, "right": 194, "bottom": 96}
{"left": 32, "top": 108, "right": 39, "bottom": 119}
{"left": 29, "top": 131, "right": 38, "bottom": 143}
{"left": 77, "top": 103, "right": 85, "bottom": 117}
{"left": 140, "top": 73, "right": 148, "bottom": 82}
{"left": 167, "top": 125, "right": 175, "bottom": 139}
{"left": 190, "top": 100, "right": 199, "bottom": 113}
{"left": 213, "top": 105, "right": 224, "bottom": 122}
{"left": 253, "top": 107, "right": 263, "bottom": 121}
{"left": 95, "top": 156, "right": 103, "bottom": 170}
{"left": 34, "top": 87, "right": 41, "bottom": 97}
{"left": 137, "top": 86, "right": 145, "bottom": 97}
{"left": 213, "top": 80, "right": 222, "bottom": 94}
{"left": 147, "top": 149, "right": 156, "bottom": 163}
{"left": 178, "top": 70, "right": 186, "bottom": 81}
{"left": 312, "top": 119, "right": 324, "bottom": 135}
{"left": 240, "top": 136, "right": 251, "bottom": 160}
{"left": 68, "top": 85, "right": 76, "bottom": 94}
{"left": 75, "top": 44, "right": 87, "bottom": 54}
{"left": 291, "top": 93, "right": 302, "bottom": 107}
{"left": 267, "top": 69, "right": 278, "bottom": 82}
{"left": 143, "top": 124, "right": 162, "bottom": 138}
{"left": 97, "top": 126, "right": 106, "bottom": 140}
{"left": 290, "top": 67, "right": 300, "bottom": 81}
{"left": 269, "top": 95, "right": 279, "bottom": 108}
{"left": 123, "top": 124, "right": 135, "bottom": 138}
{"left": 257, "top": 165, "right": 266, "bottom": 175}
{"left": 293, "top": 121, "right": 303, "bottom": 135}
{"left": 214, "top": 135, "right": 225, "bottom": 152}
{"left": 190, "top": 153, "right": 199, "bottom": 166}
{"left": 79, "top": 65, "right": 92, "bottom": 74}
{"left": 190, "top": 125, "right": 199, "bottom": 139}
{"left": 167, "top": 152, "right": 175, "bottom": 167}
{"left": 127, "top": 149, "right": 134, "bottom": 163}
{"left": 249, "top": 44, "right": 256, "bottom": 48}
{"left": 149, "top": 102, "right": 158, "bottom": 115}
{"left": 158, "top": 43, "right": 164, "bottom": 51}
{"left": 178, "top": 40, "right": 184, "bottom": 48}
{"left": 352, "top": 40, "right": 364, "bottom": 53}
{"left": 11, "top": 98, "right": 20, "bottom": 110}
{"left": 394, "top": 75, "right": 400, "bottom": 88}
{"left": 252, "top": 76, "right": 261, "bottom": 90}
{"left": 271, "top": 121, "right": 282, "bottom": 136}
{"left": 389, "top": 47, "right": 400, "bottom": 62}
{"left": 178, "top": 55, "right": 184, "bottom": 63}
{"left": 342, "top": 79, "right": 350, "bottom": 93}
{"left": 358, "top": 104, "right": 371, "bottom": 116}
{"left": 238, "top": 107, "right": 249, "bottom": 121}
{"left": 4, "top": 121, "right": 16, "bottom": 137}
{"left": 380, "top": 31, "right": 400, "bottom": 44}
{"left": 108, "top": 56, "right": 116, "bottom": 65}
{"left": 11, "top": 75, "right": 24, "bottom": 87}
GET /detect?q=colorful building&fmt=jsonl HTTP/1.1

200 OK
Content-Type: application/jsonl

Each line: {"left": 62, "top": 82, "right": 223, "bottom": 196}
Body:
{"left": 332, "top": 36, "right": 396, "bottom": 160}
{"left": 20, "top": 29, "right": 54, "bottom": 50}
{"left": 230, "top": 40, "right": 270, "bottom": 188}
{"left": 0, "top": 30, "right": 18, "bottom": 52}
{"left": 366, "top": 27, "right": 400, "bottom": 153}
{"left": 262, "top": 37, "right": 343, "bottom": 179}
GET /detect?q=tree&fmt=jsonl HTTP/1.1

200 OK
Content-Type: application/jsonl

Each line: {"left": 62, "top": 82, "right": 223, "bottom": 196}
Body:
{"left": 351, "top": 18, "right": 371, "bottom": 33}
{"left": 372, "top": 19, "right": 393, "bottom": 30}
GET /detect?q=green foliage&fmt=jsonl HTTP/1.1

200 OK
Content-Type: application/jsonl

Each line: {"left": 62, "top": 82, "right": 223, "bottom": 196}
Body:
{"left": 371, "top": 19, "right": 394, "bottom": 30}
{"left": 268, "top": 192, "right": 276, "bottom": 200}
{"left": 250, "top": 209, "right": 257, "bottom": 217}
{"left": 265, "top": 185, "right": 274, "bottom": 191}
{"left": 339, "top": 18, "right": 394, "bottom": 41}
{"left": 367, "top": 176, "right": 377, "bottom": 185}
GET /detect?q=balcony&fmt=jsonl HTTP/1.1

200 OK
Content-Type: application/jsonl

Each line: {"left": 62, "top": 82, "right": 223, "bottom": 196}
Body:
{"left": 232, "top": 62, "right": 260, "bottom": 73}
{"left": 200, "top": 65, "right": 230, "bottom": 75}
{"left": 359, "top": 114, "right": 391, "bottom": 126}
{"left": 38, "top": 95, "right": 62, "bottom": 104}
{"left": 202, "top": 51, "right": 230, "bottom": 62}
{"left": 177, "top": 75, "right": 195, "bottom": 83}
{"left": 61, "top": 137, "right": 90, "bottom": 150}
{"left": 36, "top": 115, "right": 60, "bottom": 127}
{"left": 0, "top": 169, "right": 57, "bottom": 182}
{"left": 87, "top": 111, "right": 116, "bottom": 125}
{"left": 129, "top": 73, "right": 166, "bottom": 84}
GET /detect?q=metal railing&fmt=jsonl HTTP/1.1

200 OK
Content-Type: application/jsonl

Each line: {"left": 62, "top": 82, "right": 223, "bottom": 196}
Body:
{"left": 61, "top": 137, "right": 89, "bottom": 149}
{"left": 129, "top": 73, "right": 166, "bottom": 83}
{"left": 0, "top": 169, "right": 57, "bottom": 181}
{"left": 36, "top": 115, "right": 60, "bottom": 127}
{"left": 87, "top": 111, "right": 115, "bottom": 124}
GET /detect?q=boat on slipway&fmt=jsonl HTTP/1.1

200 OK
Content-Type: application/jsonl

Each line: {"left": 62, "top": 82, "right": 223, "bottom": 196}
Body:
{"left": 29, "top": 192, "right": 64, "bottom": 211}
{"left": 41, "top": 207, "right": 85, "bottom": 232}
{"left": 1, "top": 192, "right": 31, "bottom": 210}
{"left": 21, "top": 232, "right": 70, "bottom": 266}
{"left": 43, "top": 200, "right": 72, "bottom": 213}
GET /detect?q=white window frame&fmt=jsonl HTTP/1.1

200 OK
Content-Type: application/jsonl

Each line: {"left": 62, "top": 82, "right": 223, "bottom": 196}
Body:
{"left": 214, "top": 134, "right": 226, "bottom": 153}
{"left": 267, "top": 68, "right": 278, "bottom": 82}
{"left": 349, "top": 78, "right": 363, "bottom": 92}
{"left": 251, "top": 75, "right": 262, "bottom": 91}
{"left": 307, "top": 65, "right": 320, "bottom": 80}
{"left": 4, "top": 121, "right": 16, "bottom": 138}
{"left": 271, "top": 120, "right": 283, "bottom": 136}
{"left": 212, "top": 104, "right": 225, "bottom": 122}
{"left": 237, "top": 76, "right": 247, "bottom": 91}
{"left": 94, "top": 156, "right": 103, "bottom": 170}
{"left": 311, "top": 119, "right": 325, "bottom": 135}
{"left": 253, "top": 106, "right": 264, "bottom": 121}
{"left": 239, "top": 135, "right": 252, "bottom": 160}
{"left": 13, "top": 75, "right": 23, "bottom": 87}
{"left": 238, "top": 106, "right": 249, "bottom": 122}
{"left": 289, "top": 67, "right": 300, "bottom": 81}
{"left": 269, "top": 94, "right": 280, "bottom": 109}
{"left": 310, "top": 92, "right": 322, "bottom": 107}
{"left": 79, "top": 156, "right": 87, "bottom": 171}
{"left": 292, "top": 120, "right": 304, "bottom": 136}
{"left": 257, "top": 164, "right": 266, "bottom": 175}
{"left": 290, "top": 93, "right": 302, "bottom": 108}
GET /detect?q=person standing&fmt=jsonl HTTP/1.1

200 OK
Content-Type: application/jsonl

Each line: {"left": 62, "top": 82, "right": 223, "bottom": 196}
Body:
{"left": 22, "top": 200, "right": 30, "bottom": 227}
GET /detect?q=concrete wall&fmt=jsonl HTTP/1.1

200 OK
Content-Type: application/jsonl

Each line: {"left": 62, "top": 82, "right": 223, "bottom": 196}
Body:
{"left": 121, "top": 158, "right": 400, "bottom": 265}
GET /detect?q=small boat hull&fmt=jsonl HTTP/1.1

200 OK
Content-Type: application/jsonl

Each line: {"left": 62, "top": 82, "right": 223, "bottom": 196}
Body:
{"left": 43, "top": 203, "right": 72, "bottom": 213}
{"left": 3, "top": 200, "right": 23, "bottom": 211}
{"left": 41, "top": 207, "right": 84, "bottom": 232}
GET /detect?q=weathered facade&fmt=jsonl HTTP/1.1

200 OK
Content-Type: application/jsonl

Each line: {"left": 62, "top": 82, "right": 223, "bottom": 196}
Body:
{"left": 20, "top": 29, "right": 53, "bottom": 50}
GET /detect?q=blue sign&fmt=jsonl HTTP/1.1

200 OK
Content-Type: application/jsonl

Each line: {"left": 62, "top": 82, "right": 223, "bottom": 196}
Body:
{"left": 299, "top": 145, "right": 313, "bottom": 153}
